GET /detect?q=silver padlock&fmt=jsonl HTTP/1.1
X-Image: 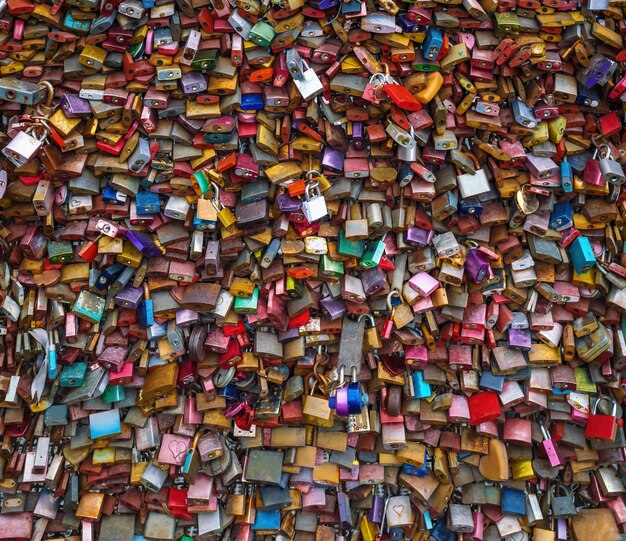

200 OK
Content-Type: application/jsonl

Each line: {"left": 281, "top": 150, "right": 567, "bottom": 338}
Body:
{"left": 140, "top": 460, "right": 169, "bottom": 492}
{"left": 292, "top": 60, "right": 324, "bottom": 101}
{"left": 386, "top": 123, "right": 416, "bottom": 149}
{"left": 385, "top": 495, "right": 414, "bottom": 528}
{"left": 598, "top": 145, "right": 625, "bottom": 184}
{"left": 164, "top": 195, "right": 191, "bottom": 220}
{"left": 447, "top": 503, "right": 475, "bottom": 533}
{"left": 2, "top": 128, "right": 44, "bottom": 166}
{"left": 302, "top": 182, "right": 328, "bottom": 222}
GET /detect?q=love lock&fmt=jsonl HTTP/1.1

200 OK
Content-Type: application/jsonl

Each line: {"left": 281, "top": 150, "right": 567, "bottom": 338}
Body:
{"left": 301, "top": 181, "right": 327, "bottom": 223}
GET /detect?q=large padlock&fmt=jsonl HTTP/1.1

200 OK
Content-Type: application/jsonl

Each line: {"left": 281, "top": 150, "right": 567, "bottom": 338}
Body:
{"left": 301, "top": 182, "right": 328, "bottom": 223}
{"left": 585, "top": 397, "right": 621, "bottom": 441}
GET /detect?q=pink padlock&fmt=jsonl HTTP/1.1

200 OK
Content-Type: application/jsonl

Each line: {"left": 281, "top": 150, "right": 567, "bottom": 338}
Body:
{"left": 408, "top": 271, "right": 440, "bottom": 297}
{"left": 448, "top": 394, "right": 470, "bottom": 423}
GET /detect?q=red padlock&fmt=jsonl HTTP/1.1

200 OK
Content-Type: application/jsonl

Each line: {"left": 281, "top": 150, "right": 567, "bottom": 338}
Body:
{"left": 585, "top": 397, "right": 620, "bottom": 441}
{"left": 468, "top": 392, "right": 501, "bottom": 425}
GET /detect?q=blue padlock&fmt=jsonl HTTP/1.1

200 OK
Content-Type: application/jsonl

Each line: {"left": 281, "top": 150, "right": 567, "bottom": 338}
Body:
{"left": 512, "top": 99, "right": 538, "bottom": 128}
{"left": 398, "top": 162, "right": 414, "bottom": 187}
{"left": 340, "top": 0, "right": 362, "bottom": 15}
{"left": 103, "top": 184, "right": 126, "bottom": 204}
{"left": 550, "top": 201, "right": 573, "bottom": 231}
{"left": 431, "top": 519, "right": 455, "bottom": 541}
{"left": 218, "top": 384, "right": 240, "bottom": 401}
{"left": 576, "top": 84, "right": 600, "bottom": 108}
{"left": 479, "top": 371, "right": 505, "bottom": 393}
{"left": 568, "top": 236, "right": 596, "bottom": 274}
{"left": 422, "top": 28, "right": 443, "bottom": 60}
{"left": 240, "top": 93, "right": 264, "bottom": 111}
{"left": 412, "top": 371, "right": 432, "bottom": 399}
{"left": 568, "top": 153, "right": 588, "bottom": 175}
{"left": 48, "top": 340, "right": 58, "bottom": 380}
{"left": 96, "top": 262, "right": 124, "bottom": 290}
{"left": 44, "top": 404, "right": 69, "bottom": 427}
{"left": 578, "top": 54, "right": 616, "bottom": 89}
{"left": 135, "top": 191, "right": 161, "bottom": 215}
{"left": 193, "top": 213, "right": 216, "bottom": 231}
{"left": 138, "top": 294, "right": 154, "bottom": 328}
{"left": 459, "top": 197, "right": 483, "bottom": 216}
{"left": 501, "top": 487, "right": 526, "bottom": 515}
{"left": 64, "top": 12, "right": 90, "bottom": 32}
{"left": 423, "top": 510, "right": 433, "bottom": 530}
{"left": 147, "top": 322, "right": 167, "bottom": 341}
{"left": 560, "top": 159, "right": 573, "bottom": 193}
{"left": 252, "top": 510, "right": 281, "bottom": 531}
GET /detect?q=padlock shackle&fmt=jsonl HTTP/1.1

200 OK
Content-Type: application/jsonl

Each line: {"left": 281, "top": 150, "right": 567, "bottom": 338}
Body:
{"left": 386, "top": 288, "right": 402, "bottom": 311}
{"left": 592, "top": 395, "right": 617, "bottom": 416}
{"left": 358, "top": 313, "right": 376, "bottom": 328}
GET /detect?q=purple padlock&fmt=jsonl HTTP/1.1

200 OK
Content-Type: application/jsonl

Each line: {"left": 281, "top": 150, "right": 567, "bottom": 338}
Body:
{"left": 309, "top": 0, "right": 339, "bottom": 9}
{"left": 337, "top": 492, "right": 353, "bottom": 530}
{"left": 320, "top": 296, "right": 347, "bottom": 321}
{"left": 278, "top": 327, "right": 300, "bottom": 341}
{"left": 114, "top": 285, "right": 144, "bottom": 310}
{"left": 368, "top": 486, "right": 385, "bottom": 524}
{"left": 181, "top": 72, "right": 208, "bottom": 95}
{"left": 465, "top": 249, "right": 490, "bottom": 283}
{"left": 126, "top": 230, "right": 163, "bottom": 257}
{"left": 277, "top": 193, "right": 302, "bottom": 212}
{"left": 556, "top": 518, "right": 567, "bottom": 541}
{"left": 405, "top": 225, "right": 434, "bottom": 247}
{"left": 361, "top": 267, "right": 386, "bottom": 295}
{"left": 176, "top": 309, "right": 199, "bottom": 327}
{"left": 352, "top": 122, "right": 364, "bottom": 151}
{"left": 508, "top": 328, "right": 532, "bottom": 351}
{"left": 60, "top": 94, "right": 92, "bottom": 118}
{"left": 321, "top": 146, "right": 345, "bottom": 172}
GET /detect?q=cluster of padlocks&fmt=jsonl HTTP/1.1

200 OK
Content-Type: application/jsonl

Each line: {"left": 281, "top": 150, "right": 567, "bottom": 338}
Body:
{"left": 1, "top": 0, "right": 626, "bottom": 539}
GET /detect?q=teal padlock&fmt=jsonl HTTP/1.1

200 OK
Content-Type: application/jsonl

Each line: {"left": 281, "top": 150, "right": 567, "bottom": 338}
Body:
{"left": 102, "top": 384, "right": 125, "bottom": 403}
{"left": 73, "top": 290, "right": 106, "bottom": 324}
{"left": 361, "top": 238, "right": 386, "bottom": 269}
{"left": 234, "top": 287, "right": 259, "bottom": 314}
{"left": 337, "top": 230, "right": 365, "bottom": 258}
{"left": 60, "top": 362, "right": 88, "bottom": 388}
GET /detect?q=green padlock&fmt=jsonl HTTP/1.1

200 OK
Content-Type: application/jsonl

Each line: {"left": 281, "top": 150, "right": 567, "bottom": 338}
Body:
{"left": 48, "top": 240, "right": 74, "bottom": 265}
{"left": 191, "top": 50, "right": 217, "bottom": 71}
{"left": 319, "top": 255, "right": 344, "bottom": 278}
{"left": 249, "top": 21, "right": 275, "bottom": 48}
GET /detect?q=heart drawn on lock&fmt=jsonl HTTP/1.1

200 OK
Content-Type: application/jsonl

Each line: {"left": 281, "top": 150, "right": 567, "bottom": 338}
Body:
{"left": 393, "top": 504, "right": 404, "bottom": 515}
{"left": 169, "top": 439, "right": 188, "bottom": 461}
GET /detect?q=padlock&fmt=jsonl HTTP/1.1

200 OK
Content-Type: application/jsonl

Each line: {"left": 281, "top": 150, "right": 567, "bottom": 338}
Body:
{"left": 585, "top": 397, "right": 620, "bottom": 441}
{"left": 551, "top": 483, "right": 577, "bottom": 519}
{"left": 301, "top": 181, "right": 328, "bottom": 223}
